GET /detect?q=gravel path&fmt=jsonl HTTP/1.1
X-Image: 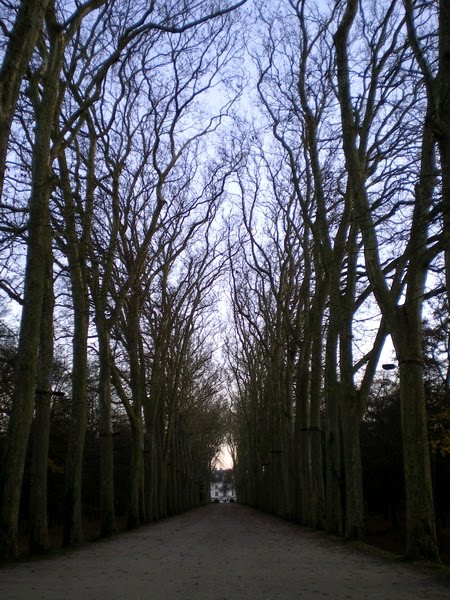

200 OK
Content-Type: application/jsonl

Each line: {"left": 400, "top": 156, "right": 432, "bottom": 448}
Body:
{"left": 0, "top": 503, "right": 449, "bottom": 599}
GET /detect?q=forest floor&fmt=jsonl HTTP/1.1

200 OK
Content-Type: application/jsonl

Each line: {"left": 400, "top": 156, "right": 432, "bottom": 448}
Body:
{"left": 1, "top": 504, "right": 450, "bottom": 599}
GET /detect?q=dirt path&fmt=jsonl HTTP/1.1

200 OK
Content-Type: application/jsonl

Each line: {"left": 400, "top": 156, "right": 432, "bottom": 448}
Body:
{"left": 0, "top": 504, "right": 449, "bottom": 599}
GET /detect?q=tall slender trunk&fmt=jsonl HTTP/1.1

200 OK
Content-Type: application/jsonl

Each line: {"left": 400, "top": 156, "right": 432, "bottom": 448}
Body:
{"left": 0, "top": 21, "right": 64, "bottom": 560}
{"left": 29, "top": 243, "right": 54, "bottom": 553}
{"left": 339, "top": 302, "right": 365, "bottom": 541}
{"left": 340, "top": 222, "right": 364, "bottom": 540}
{"left": 89, "top": 160, "right": 119, "bottom": 538}
{"left": 143, "top": 372, "right": 160, "bottom": 522}
{"left": 125, "top": 294, "right": 144, "bottom": 529}
{"left": 437, "top": 0, "right": 450, "bottom": 322}
{"left": 57, "top": 114, "right": 97, "bottom": 547}
{"left": 324, "top": 321, "right": 343, "bottom": 535}
{"left": 294, "top": 338, "right": 311, "bottom": 524}
{"left": 392, "top": 306, "right": 438, "bottom": 559}
{"left": 340, "top": 396, "right": 364, "bottom": 539}
{"left": 309, "top": 344, "right": 326, "bottom": 529}
{"left": 63, "top": 288, "right": 89, "bottom": 546}
{"left": 143, "top": 426, "right": 158, "bottom": 521}
{"left": 157, "top": 395, "right": 167, "bottom": 518}
{"left": 138, "top": 332, "right": 147, "bottom": 525}
{"left": 128, "top": 417, "right": 143, "bottom": 529}
{"left": 388, "top": 121, "right": 438, "bottom": 560}
{"left": 268, "top": 354, "right": 292, "bottom": 518}
{"left": 96, "top": 321, "right": 116, "bottom": 537}
{"left": 309, "top": 278, "right": 327, "bottom": 529}
{"left": 58, "top": 156, "right": 91, "bottom": 547}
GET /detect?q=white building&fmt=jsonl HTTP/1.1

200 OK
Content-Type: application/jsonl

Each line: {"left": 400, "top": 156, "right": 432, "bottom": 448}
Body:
{"left": 210, "top": 469, "right": 236, "bottom": 502}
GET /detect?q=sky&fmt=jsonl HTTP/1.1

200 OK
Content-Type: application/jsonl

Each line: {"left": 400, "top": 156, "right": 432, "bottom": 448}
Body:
{"left": 216, "top": 444, "right": 234, "bottom": 469}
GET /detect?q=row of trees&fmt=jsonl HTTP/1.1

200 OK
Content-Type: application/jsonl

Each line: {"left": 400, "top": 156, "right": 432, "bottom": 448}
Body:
{"left": 1, "top": 0, "right": 449, "bottom": 567}
{"left": 228, "top": 0, "right": 449, "bottom": 562}
{"left": 0, "top": 0, "right": 247, "bottom": 560}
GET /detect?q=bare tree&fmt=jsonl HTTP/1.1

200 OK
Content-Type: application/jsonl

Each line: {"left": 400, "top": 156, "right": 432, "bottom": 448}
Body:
{"left": 334, "top": 0, "right": 440, "bottom": 559}
{"left": 0, "top": 0, "right": 248, "bottom": 559}
{"left": 0, "top": 1, "right": 69, "bottom": 559}
{"left": 251, "top": 0, "right": 390, "bottom": 539}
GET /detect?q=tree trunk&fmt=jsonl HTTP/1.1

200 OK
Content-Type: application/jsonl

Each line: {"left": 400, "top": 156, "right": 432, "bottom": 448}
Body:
{"left": 0, "top": 0, "right": 50, "bottom": 198}
{"left": 340, "top": 396, "right": 364, "bottom": 540}
{"left": 58, "top": 109, "right": 97, "bottom": 549}
{"left": 0, "top": 22, "right": 64, "bottom": 560}
{"left": 29, "top": 243, "right": 54, "bottom": 554}
{"left": 324, "top": 316, "right": 343, "bottom": 535}
{"left": 437, "top": 0, "right": 450, "bottom": 337}
{"left": 63, "top": 291, "right": 89, "bottom": 546}
{"left": 294, "top": 346, "right": 311, "bottom": 524}
{"left": 58, "top": 153, "right": 91, "bottom": 547}
{"left": 309, "top": 281, "right": 327, "bottom": 529}
{"left": 97, "top": 322, "right": 116, "bottom": 537}
{"left": 125, "top": 294, "right": 144, "bottom": 529}
{"left": 88, "top": 156, "right": 119, "bottom": 538}
{"left": 143, "top": 427, "right": 158, "bottom": 521}
{"left": 128, "top": 417, "right": 143, "bottom": 529}
{"left": 143, "top": 371, "right": 160, "bottom": 522}
{"left": 392, "top": 307, "right": 439, "bottom": 560}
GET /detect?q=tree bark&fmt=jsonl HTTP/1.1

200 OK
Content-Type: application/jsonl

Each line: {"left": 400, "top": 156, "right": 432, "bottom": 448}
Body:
{"left": 294, "top": 299, "right": 312, "bottom": 524}
{"left": 124, "top": 293, "right": 145, "bottom": 529}
{"left": 436, "top": 0, "right": 450, "bottom": 328}
{"left": 57, "top": 136, "right": 93, "bottom": 548}
{"left": 392, "top": 306, "right": 438, "bottom": 559}
{"left": 308, "top": 277, "right": 327, "bottom": 530}
{"left": 62, "top": 284, "right": 89, "bottom": 546}
{"left": 340, "top": 395, "right": 364, "bottom": 540}
{"left": 29, "top": 241, "right": 54, "bottom": 554}
{"left": 324, "top": 320, "right": 343, "bottom": 535}
{"left": 0, "top": 17, "right": 63, "bottom": 560}
{"left": 96, "top": 321, "right": 116, "bottom": 537}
